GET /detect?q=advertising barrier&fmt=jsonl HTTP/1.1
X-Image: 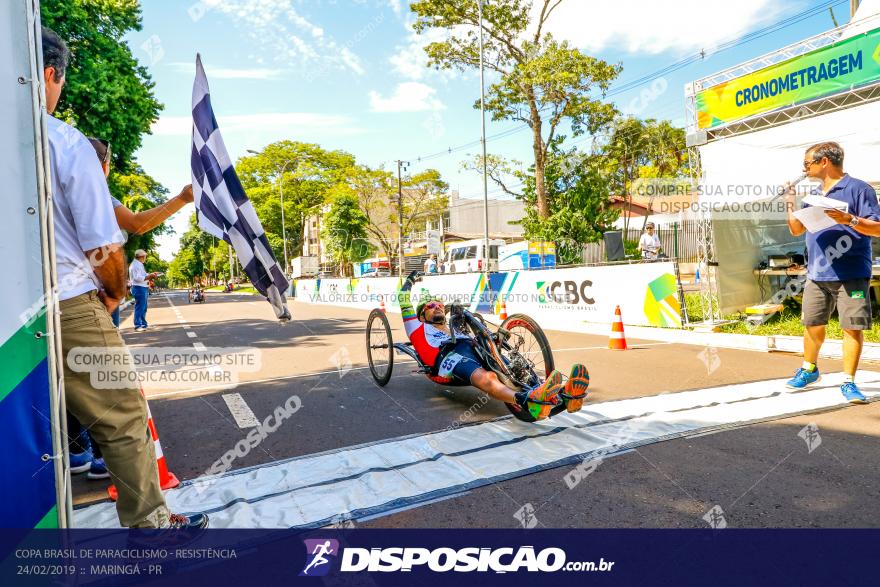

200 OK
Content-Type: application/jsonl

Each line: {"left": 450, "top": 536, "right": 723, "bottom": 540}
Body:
{"left": 295, "top": 263, "right": 682, "bottom": 329}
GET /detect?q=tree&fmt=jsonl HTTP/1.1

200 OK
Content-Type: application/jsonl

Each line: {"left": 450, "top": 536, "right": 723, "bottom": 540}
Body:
{"left": 601, "top": 117, "right": 688, "bottom": 233}
{"left": 351, "top": 166, "right": 449, "bottom": 265}
{"left": 237, "top": 141, "right": 356, "bottom": 261}
{"left": 42, "top": 1, "right": 176, "bottom": 253}
{"left": 167, "top": 214, "right": 214, "bottom": 285}
{"left": 517, "top": 145, "right": 618, "bottom": 264}
{"left": 41, "top": 0, "right": 162, "bottom": 172}
{"left": 321, "top": 186, "right": 371, "bottom": 276}
{"left": 412, "top": 0, "right": 620, "bottom": 220}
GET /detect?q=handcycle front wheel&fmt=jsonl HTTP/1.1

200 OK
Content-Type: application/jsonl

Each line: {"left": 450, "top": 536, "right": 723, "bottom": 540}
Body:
{"left": 499, "top": 313, "right": 556, "bottom": 422}
{"left": 366, "top": 309, "right": 394, "bottom": 386}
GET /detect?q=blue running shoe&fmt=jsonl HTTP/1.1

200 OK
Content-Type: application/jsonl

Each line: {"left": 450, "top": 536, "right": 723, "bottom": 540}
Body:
{"left": 69, "top": 450, "right": 93, "bottom": 474}
{"left": 786, "top": 368, "right": 820, "bottom": 389}
{"left": 87, "top": 457, "right": 110, "bottom": 480}
{"left": 841, "top": 382, "right": 868, "bottom": 404}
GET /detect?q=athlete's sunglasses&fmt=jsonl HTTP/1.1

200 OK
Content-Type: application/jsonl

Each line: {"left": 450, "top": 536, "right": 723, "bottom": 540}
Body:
{"left": 423, "top": 301, "right": 445, "bottom": 312}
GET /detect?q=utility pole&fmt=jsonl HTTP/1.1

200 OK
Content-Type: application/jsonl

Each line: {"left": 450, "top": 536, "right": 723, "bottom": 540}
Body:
{"left": 396, "top": 159, "right": 409, "bottom": 277}
{"left": 851, "top": 0, "right": 860, "bottom": 18}
{"left": 478, "top": 0, "right": 490, "bottom": 276}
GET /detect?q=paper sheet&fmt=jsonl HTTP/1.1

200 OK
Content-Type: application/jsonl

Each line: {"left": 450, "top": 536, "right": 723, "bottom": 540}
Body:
{"left": 794, "top": 196, "right": 848, "bottom": 233}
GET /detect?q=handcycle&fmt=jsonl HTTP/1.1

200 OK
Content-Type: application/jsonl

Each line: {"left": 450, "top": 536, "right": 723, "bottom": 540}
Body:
{"left": 365, "top": 299, "right": 567, "bottom": 421}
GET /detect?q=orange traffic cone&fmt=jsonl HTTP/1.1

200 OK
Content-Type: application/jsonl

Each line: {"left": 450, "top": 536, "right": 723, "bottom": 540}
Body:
{"left": 608, "top": 305, "right": 628, "bottom": 350}
{"left": 380, "top": 299, "right": 386, "bottom": 312}
{"left": 498, "top": 296, "right": 508, "bottom": 321}
{"left": 108, "top": 389, "right": 180, "bottom": 501}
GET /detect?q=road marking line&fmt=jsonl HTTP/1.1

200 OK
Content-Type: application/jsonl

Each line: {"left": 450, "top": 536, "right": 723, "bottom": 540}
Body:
{"left": 193, "top": 342, "right": 207, "bottom": 351}
{"left": 221, "top": 393, "right": 260, "bottom": 428}
{"left": 186, "top": 332, "right": 197, "bottom": 338}
{"left": 75, "top": 372, "right": 880, "bottom": 529}
{"left": 145, "top": 361, "right": 418, "bottom": 399}
{"left": 182, "top": 324, "right": 191, "bottom": 330}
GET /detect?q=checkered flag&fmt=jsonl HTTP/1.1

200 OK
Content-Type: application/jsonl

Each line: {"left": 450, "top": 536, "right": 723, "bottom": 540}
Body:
{"left": 191, "top": 54, "right": 290, "bottom": 321}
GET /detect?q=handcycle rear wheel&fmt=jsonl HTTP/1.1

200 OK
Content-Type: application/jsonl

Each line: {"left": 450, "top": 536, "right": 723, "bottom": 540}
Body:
{"left": 366, "top": 309, "right": 394, "bottom": 386}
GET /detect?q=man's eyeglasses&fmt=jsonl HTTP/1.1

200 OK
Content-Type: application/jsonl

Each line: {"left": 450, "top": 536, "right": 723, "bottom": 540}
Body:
{"left": 97, "top": 138, "right": 111, "bottom": 164}
{"left": 424, "top": 301, "right": 444, "bottom": 311}
{"left": 803, "top": 156, "right": 821, "bottom": 168}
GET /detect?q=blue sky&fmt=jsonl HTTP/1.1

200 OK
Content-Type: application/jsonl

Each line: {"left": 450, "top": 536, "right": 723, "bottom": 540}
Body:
{"left": 124, "top": 0, "right": 853, "bottom": 259}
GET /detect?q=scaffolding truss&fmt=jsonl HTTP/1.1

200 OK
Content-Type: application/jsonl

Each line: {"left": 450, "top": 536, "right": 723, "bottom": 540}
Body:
{"left": 683, "top": 18, "right": 880, "bottom": 326}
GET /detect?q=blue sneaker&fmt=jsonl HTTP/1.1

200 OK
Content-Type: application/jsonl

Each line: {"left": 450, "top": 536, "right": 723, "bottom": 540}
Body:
{"left": 786, "top": 367, "right": 820, "bottom": 389}
{"left": 87, "top": 457, "right": 110, "bottom": 480}
{"left": 841, "top": 382, "right": 868, "bottom": 404}
{"left": 69, "top": 450, "right": 93, "bottom": 474}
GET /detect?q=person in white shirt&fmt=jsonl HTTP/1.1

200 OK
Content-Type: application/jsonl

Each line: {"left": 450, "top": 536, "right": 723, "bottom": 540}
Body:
{"left": 43, "top": 26, "right": 207, "bottom": 529}
{"left": 424, "top": 254, "right": 438, "bottom": 274}
{"left": 129, "top": 249, "right": 157, "bottom": 331}
{"left": 638, "top": 223, "right": 662, "bottom": 261}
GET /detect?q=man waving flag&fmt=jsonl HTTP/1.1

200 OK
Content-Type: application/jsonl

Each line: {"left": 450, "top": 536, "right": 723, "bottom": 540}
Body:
{"left": 190, "top": 54, "right": 290, "bottom": 321}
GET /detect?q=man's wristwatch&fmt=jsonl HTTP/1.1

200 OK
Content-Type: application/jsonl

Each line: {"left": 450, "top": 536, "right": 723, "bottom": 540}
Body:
{"left": 849, "top": 215, "right": 860, "bottom": 228}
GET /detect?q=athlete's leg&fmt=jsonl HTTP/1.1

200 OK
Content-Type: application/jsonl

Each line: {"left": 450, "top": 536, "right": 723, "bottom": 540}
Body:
{"left": 469, "top": 368, "right": 518, "bottom": 403}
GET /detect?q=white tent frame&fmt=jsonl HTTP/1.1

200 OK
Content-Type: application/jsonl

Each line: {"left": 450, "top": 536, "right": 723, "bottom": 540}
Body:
{"left": 683, "top": 16, "right": 880, "bottom": 324}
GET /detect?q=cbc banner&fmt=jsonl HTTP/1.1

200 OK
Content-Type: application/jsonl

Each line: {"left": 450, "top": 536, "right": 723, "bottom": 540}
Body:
{"left": 295, "top": 262, "right": 682, "bottom": 329}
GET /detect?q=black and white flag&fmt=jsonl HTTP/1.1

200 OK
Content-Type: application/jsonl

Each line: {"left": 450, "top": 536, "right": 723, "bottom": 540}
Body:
{"left": 190, "top": 54, "right": 290, "bottom": 321}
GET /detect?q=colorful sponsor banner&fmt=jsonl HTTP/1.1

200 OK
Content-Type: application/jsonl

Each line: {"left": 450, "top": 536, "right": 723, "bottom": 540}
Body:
{"left": 295, "top": 263, "right": 682, "bottom": 329}
{"left": 696, "top": 27, "right": 880, "bottom": 129}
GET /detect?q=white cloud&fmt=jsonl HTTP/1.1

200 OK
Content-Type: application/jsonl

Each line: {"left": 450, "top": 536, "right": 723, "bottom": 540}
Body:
{"left": 531, "top": 0, "right": 789, "bottom": 55}
{"left": 369, "top": 82, "right": 446, "bottom": 113}
{"left": 200, "top": 0, "right": 366, "bottom": 74}
{"left": 151, "top": 112, "right": 360, "bottom": 136}
{"left": 168, "top": 62, "right": 282, "bottom": 79}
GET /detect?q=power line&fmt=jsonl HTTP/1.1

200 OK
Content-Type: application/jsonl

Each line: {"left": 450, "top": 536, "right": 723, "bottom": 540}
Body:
{"left": 407, "top": 0, "right": 845, "bottom": 165}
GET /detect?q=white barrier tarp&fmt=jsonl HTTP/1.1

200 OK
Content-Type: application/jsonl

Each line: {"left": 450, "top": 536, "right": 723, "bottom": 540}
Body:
{"left": 74, "top": 372, "right": 879, "bottom": 529}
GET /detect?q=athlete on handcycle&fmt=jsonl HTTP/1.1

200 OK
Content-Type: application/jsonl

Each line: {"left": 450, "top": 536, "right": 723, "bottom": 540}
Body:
{"left": 398, "top": 271, "right": 590, "bottom": 421}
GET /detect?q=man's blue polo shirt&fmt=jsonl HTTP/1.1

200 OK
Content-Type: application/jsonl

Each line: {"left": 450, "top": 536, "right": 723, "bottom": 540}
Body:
{"left": 806, "top": 174, "right": 880, "bottom": 281}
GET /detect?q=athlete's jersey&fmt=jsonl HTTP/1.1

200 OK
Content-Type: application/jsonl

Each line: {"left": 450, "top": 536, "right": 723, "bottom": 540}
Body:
{"left": 399, "top": 278, "right": 452, "bottom": 367}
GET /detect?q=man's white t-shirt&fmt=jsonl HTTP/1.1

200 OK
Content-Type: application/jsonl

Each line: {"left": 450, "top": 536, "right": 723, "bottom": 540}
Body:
{"left": 639, "top": 233, "right": 661, "bottom": 257}
{"left": 129, "top": 259, "right": 148, "bottom": 287}
{"left": 48, "top": 116, "right": 124, "bottom": 301}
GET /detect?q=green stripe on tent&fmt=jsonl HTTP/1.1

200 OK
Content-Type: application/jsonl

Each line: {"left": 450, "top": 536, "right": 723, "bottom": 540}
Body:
{"left": 34, "top": 505, "right": 58, "bottom": 529}
{"left": 0, "top": 310, "right": 48, "bottom": 404}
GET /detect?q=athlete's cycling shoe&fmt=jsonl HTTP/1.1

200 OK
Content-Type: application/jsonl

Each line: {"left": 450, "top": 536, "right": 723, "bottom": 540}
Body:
{"left": 841, "top": 382, "right": 868, "bottom": 404}
{"left": 516, "top": 370, "right": 563, "bottom": 421}
{"left": 786, "top": 367, "right": 820, "bottom": 389}
{"left": 561, "top": 364, "right": 590, "bottom": 413}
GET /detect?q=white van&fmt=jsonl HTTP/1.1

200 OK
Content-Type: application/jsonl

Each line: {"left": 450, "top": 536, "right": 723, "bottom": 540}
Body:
{"left": 443, "top": 239, "right": 506, "bottom": 273}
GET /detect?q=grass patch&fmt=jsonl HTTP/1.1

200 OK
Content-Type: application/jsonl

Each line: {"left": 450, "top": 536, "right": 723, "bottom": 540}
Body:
{"left": 683, "top": 293, "right": 880, "bottom": 342}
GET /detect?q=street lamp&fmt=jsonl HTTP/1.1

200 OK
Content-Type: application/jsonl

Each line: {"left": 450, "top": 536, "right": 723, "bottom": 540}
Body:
{"left": 478, "top": 0, "right": 490, "bottom": 276}
{"left": 247, "top": 148, "right": 293, "bottom": 275}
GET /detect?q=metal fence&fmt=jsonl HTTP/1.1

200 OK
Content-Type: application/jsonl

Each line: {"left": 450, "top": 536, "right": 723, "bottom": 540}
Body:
{"left": 582, "top": 221, "right": 702, "bottom": 264}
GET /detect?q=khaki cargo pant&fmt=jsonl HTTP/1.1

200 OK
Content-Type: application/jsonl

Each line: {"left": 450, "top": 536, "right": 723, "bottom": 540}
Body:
{"left": 60, "top": 291, "right": 170, "bottom": 528}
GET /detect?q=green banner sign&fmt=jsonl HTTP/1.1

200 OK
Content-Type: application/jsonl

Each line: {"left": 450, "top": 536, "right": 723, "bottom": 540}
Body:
{"left": 696, "top": 27, "right": 880, "bottom": 129}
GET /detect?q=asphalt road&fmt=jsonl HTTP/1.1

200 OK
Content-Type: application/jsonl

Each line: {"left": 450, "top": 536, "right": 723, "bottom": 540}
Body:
{"left": 72, "top": 290, "right": 880, "bottom": 528}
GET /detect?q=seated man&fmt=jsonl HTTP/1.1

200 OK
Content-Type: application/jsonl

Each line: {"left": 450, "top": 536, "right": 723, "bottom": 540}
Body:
{"left": 398, "top": 272, "right": 589, "bottom": 421}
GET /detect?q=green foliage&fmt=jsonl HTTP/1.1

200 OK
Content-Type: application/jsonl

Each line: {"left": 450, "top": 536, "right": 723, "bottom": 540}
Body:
{"left": 237, "top": 141, "right": 357, "bottom": 261}
{"left": 40, "top": 0, "right": 162, "bottom": 172}
{"left": 412, "top": 0, "right": 621, "bottom": 218}
{"left": 322, "top": 187, "right": 371, "bottom": 275}
{"left": 41, "top": 0, "right": 176, "bottom": 258}
{"left": 167, "top": 214, "right": 218, "bottom": 285}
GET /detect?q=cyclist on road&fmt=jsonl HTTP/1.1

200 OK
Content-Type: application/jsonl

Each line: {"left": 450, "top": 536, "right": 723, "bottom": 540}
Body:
{"left": 398, "top": 271, "right": 589, "bottom": 421}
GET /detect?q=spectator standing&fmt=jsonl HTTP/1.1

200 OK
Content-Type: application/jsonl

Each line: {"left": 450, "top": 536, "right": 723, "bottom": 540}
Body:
{"left": 43, "top": 26, "right": 206, "bottom": 528}
{"left": 638, "top": 223, "right": 662, "bottom": 260}
{"left": 129, "top": 249, "right": 156, "bottom": 331}
{"left": 424, "top": 254, "right": 438, "bottom": 274}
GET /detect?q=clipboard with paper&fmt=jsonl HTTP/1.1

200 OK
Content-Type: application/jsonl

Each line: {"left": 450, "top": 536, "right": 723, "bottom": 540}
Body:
{"left": 793, "top": 195, "right": 849, "bottom": 233}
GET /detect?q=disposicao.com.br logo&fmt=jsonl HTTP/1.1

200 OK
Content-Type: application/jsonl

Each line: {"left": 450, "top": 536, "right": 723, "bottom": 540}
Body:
{"left": 299, "top": 540, "right": 614, "bottom": 575}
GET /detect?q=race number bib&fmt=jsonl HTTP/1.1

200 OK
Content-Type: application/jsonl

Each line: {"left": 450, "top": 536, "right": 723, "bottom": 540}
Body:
{"left": 437, "top": 353, "right": 464, "bottom": 378}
